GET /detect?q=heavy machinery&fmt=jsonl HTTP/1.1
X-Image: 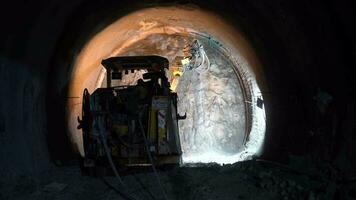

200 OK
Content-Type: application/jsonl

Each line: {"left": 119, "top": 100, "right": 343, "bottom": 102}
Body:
{"left": 78, "top": 56, "right": 184, "bottom": 176}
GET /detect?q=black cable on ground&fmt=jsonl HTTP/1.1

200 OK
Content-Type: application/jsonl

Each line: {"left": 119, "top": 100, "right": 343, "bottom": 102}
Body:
{"left": 101, "top": 177, "right": 137, "bottom": 200}
{"left": 138, "top": 114, "right": 169, "bottom": 200}
{"left": 97, "top": 116, "right": 140, "bottom": 200}
{"left": 132, "top": 173, "right": 157, "bottom": 200}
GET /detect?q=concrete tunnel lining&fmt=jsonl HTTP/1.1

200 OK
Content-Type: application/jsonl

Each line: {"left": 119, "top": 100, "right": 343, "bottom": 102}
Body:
{"left": 67, "top": 6, "right": 266, "bottom": 164}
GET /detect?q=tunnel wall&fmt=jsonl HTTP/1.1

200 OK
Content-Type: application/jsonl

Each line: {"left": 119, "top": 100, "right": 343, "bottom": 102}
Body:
{"left": 0, "top": 0, "right": 355, "bottom": 177}
{"left": 0, "top": 0, "right": 83, "bottom": 177}
{"left": 0, "top": 57, "right": 49, "bottom": 177}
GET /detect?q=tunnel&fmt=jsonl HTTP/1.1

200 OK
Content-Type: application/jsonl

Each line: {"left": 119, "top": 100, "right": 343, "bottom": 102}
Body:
{"left": 1, "top": 0, "right": 356, "bottom": 199}
{"left": 67, "top": 6, "right": 266, "bottom": 164}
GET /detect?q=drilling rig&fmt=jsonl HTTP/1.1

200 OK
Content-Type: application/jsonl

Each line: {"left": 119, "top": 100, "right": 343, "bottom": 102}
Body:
{"left": 78, "top": 56, "right": 184, "bottom": 176}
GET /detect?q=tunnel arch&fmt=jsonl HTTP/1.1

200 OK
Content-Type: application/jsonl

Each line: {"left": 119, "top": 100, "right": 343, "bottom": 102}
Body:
{"left": 56, "top": 5, "right": 267, "bottom": 164}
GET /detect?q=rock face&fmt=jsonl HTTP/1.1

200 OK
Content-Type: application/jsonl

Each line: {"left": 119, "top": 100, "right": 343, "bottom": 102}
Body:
{"left": 176, "top": 40, "right": 246, "bottom": 162}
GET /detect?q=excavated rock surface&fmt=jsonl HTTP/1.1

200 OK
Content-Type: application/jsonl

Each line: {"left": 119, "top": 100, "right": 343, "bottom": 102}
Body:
{"left": 176, "top": 39, "right": 245, "bottom": 162}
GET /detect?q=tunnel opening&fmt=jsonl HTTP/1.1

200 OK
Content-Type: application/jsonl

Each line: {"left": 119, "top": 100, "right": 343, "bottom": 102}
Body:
{"left": 66, "top": 6, "right": 266, "bottom": 165}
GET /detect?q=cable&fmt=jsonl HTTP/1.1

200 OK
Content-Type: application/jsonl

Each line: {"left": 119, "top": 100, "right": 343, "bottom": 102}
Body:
{"left": 101, "top": 177, "right": 136, "bottom": 200}
{"left": 97, "top": 116, "right": 140, "bottom": 200}
{"left": 132, "top": 173, "right": 157, "bottom": 200}
{"left": 98, "top": 116, "right": 125, "bottom": 186}
{"left": 138, "top": 113, "right": 169, "bottom": 200}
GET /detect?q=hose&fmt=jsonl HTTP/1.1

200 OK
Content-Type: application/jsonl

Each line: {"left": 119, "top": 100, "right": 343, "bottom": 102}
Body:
{"left": 97, "top": 116, "right": 139, "bottom": 200}
{"left": 138, "top": 112, "right": 169, "bottom": 200}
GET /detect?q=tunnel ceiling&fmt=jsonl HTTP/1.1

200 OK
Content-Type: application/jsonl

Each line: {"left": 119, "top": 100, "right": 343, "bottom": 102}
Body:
{"left": 68, "top": 6, "right": 266, "bottom": 164}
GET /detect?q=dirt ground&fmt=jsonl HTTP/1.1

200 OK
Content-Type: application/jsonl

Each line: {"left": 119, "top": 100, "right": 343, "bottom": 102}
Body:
{"left": 1, "top": 158, "right": 355, "bottom": 200}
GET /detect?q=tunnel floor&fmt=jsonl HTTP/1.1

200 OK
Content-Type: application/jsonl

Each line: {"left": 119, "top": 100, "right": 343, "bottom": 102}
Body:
{"left": 1, "top": 157, "right": 354, "bottom": 200}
